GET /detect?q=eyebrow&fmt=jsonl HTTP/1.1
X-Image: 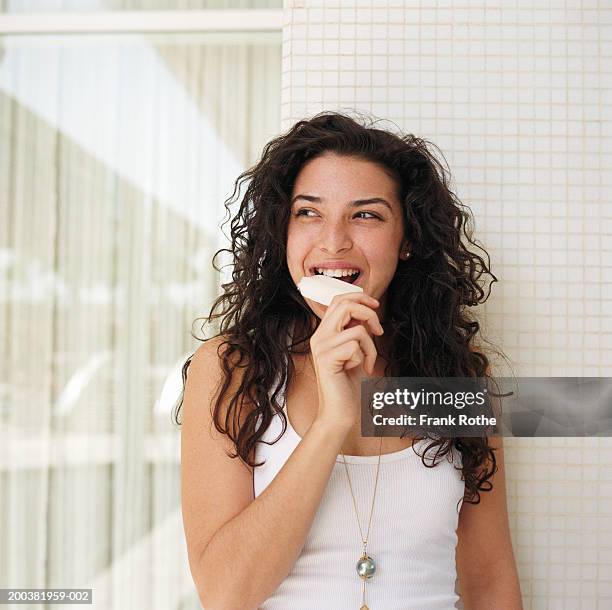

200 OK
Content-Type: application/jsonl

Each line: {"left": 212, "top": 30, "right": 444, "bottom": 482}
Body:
{"left": 290, "top": 194, "right": 393, "bottom": 212}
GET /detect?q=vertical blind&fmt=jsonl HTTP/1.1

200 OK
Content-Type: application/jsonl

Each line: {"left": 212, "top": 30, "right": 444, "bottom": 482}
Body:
{"left": 0, "top": 30, "right": 281, "bottom": 609}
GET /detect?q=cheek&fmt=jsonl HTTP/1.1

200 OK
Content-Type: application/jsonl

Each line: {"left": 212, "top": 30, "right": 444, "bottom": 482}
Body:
{"left": 286, "top": 230, "right": 308, "bottom": 271}
{"left": 364, "top": 245, "right": 399, "bottom": 280}
{"left": 363, "top": 242, "right": 394, "bottom": 264}
{"left": 287, "top": 221, "right": 314, "bottom": 248}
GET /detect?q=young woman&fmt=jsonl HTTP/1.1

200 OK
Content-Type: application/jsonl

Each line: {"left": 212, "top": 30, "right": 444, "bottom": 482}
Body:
{"left": 177, "top": 112, "right": 523, "bottom": 610}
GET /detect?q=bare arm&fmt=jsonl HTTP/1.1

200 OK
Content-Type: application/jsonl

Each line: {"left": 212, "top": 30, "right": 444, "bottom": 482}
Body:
{"left": 455, "top": 435, "right": 523, "bottom": 609}
{"left": 181, "top": 338, "right": 350, "bottom": 610}
{"left": 202, "top": 420, "right": 345, "bottom": 609}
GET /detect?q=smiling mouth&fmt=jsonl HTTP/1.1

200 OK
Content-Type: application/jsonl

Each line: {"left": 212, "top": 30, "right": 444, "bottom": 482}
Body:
{"left": 311, "top": 269, "right": 361, "bottom": 284}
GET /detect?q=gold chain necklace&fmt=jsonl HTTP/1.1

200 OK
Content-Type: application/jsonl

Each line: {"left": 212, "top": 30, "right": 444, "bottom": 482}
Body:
{"left": 308, "top": 351, "right": 384, "bottom": 610}
{"left": 340, "top": 437, "right": 383, "bottom": 610}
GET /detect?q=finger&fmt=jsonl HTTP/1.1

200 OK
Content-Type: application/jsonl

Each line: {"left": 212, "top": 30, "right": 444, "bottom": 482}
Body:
{"left": 346, "top": 328, "right": 378, "bottom": 374}
{"left": 337, "top": 303, "right": 384, "bottom": 338}
{"left": 327, "top": 290, "right": 379, "bottom": 313}
{"left": 345, "top": 318, "right": 373, "bottom": 331}
{"left": 343, "top": 343, "right": 363, "bottom": 371}
{"left": 325, "top": 295, "right": 381, "bottom": 337}
{"left": 324, "top": 326, "right": 378, "bottom": 375}
{"left": 324, "top": 300, "right": 384, "bottom": 337}
{"left": 332, "top": 340, "right": 366, "bottom": 372}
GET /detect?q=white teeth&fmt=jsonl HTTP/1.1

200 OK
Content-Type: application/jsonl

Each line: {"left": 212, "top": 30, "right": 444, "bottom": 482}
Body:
{"left": 314, "top": 267, "right": 359, "bottom": 277}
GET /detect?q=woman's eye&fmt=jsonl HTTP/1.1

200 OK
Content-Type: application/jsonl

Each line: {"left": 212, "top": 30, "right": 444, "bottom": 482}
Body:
{"left": 294, "top": 209, "right": 380, "bottom": 220}
{"left": 355, "top": 211, "right": 380, "bottom": 220}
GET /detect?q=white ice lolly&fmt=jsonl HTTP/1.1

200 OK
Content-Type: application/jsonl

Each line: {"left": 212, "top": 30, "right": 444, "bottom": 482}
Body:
{"left": 297, "top": 274, "right": 363, "bottom": 306}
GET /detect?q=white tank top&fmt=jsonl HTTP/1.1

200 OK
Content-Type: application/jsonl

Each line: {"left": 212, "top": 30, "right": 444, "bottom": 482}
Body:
{"left": 252, "top": 331, "right": 466, "bottom": 610}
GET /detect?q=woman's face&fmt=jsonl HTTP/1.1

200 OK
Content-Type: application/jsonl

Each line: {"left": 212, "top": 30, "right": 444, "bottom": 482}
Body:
{"left": 287, "top": 152, "right": 409, "bottom": 321}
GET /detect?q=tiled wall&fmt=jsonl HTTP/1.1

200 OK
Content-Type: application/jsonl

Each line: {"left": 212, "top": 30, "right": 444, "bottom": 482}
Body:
{"left": 281, "top": 1, "right": 612, "bottom": 608}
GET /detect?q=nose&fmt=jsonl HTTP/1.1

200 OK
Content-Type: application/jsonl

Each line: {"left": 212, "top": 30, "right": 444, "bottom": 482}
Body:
{"left": 318, "top": 219, "right": 353, "bottom": 254}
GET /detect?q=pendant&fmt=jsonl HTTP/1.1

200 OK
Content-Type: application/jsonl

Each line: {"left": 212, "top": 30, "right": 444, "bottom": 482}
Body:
{"left": 356, "top": 553, "right": 376, "bottom": 580}
{"left": 360, "top": 606, "right": 369, "bottom": 610}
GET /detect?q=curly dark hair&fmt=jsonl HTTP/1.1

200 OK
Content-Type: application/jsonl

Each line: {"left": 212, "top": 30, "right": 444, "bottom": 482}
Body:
{"left": 174, "top": 110, "right": 507, "bottom": 506}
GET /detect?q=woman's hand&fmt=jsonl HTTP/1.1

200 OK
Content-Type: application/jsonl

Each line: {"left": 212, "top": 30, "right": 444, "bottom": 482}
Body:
{"left": 309, "top": 292, "right": 384, "bottom": 430}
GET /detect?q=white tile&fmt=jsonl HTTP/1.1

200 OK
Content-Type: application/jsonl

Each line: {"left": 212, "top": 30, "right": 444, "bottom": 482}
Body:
{"left": 282, "top": 1, "right": 612, "bottom": 600}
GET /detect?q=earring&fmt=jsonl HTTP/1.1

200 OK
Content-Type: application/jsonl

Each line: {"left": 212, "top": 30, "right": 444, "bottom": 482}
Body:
{"left": 401, "top": 250, "right": 411, "bottom": 259}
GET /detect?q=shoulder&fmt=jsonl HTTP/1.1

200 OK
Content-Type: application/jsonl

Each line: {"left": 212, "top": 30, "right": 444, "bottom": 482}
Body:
{"left": 189, "top": 334, "right": 246, "bottom": 385}
{"left": 190, "top": 334, "right": 231, "bottom": 365}
{"left": 186, "top": 337, "right": 225, "bottom": 401}
{"left": 187, "top": 334, "right": 256, "bottom": 429}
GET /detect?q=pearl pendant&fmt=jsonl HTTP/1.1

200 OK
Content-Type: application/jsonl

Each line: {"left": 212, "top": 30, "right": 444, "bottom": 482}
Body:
{"left": 356, "top": 553, "right": 376, "bottom": 580}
